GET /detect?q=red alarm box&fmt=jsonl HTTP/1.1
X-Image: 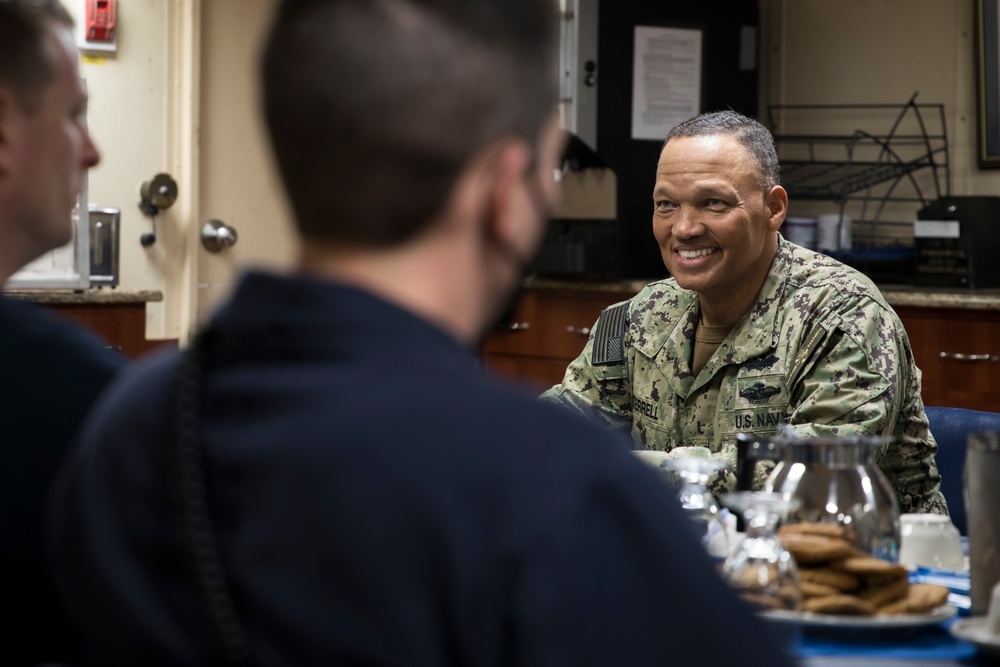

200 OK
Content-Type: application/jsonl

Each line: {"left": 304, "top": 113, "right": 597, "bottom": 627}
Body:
{"left": 85, "top": 0, "right": 116, "bottom": 43}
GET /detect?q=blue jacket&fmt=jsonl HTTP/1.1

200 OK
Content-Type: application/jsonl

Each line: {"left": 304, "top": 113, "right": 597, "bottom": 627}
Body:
{"left": 50, "top": 271, "right": 793, "bottom": 667}
{"left": 0, "top": 296, "right": 125, "bottom": 666}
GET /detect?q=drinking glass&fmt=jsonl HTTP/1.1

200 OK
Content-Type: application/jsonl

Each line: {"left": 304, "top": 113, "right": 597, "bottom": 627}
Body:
{"left": 721, "top": 491, "right": 802, "bottom": 612}
{"left": 662, "top": 456, "right": 731, "bottom": 558}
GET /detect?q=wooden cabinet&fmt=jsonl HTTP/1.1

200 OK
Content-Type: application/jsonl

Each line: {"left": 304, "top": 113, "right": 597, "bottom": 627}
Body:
{"left": 37, "top": 301, "right": 176, "bottom": 359}
{"left": 45, "top": 302, "right": 167, "bottom": 359}
{"left": 895, "top": 306, "right": 1000, "bottom": 412}
{"left": 483, "top": 289, "right": 1000, "bottom": 413}
{"left": 482, "top": 286, "right": 636, "bottom": 390}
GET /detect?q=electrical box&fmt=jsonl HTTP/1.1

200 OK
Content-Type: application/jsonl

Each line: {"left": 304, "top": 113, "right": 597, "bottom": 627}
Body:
{"left": 76, "top": 0, "right": 118, "bottom": 53}
{"left": 86, "top": 0, "right": 115, "bottom": 42}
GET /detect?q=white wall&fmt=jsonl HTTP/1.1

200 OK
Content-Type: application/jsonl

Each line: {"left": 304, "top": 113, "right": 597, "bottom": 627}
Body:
{"left": 67, "top": 0, "right": 297, "bottom": 340}
{"left": 764, "top": 0, "right": 991, "bottom": 246}
{"left": 67, "top": 0, "right": 176, "bottom": 337}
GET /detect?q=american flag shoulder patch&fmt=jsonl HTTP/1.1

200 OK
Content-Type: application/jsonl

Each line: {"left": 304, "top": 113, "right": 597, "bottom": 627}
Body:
{"left": 591, "top": 302, "right": 628, "bottom": 366}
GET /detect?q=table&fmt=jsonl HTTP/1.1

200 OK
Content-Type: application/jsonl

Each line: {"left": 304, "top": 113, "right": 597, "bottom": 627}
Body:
{"left": 793, "top": 616, "right": 996, "bottom": 666}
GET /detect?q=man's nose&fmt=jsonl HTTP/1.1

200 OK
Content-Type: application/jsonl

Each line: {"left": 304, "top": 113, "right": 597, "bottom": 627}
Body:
{"left": 671, "top": 206, "right": 704, "bottom": 238}
{"left": 82, "top": 130, "right": 101, "bottom": 169}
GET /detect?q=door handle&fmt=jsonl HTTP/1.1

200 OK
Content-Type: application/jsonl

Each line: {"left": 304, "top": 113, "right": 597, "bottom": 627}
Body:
{"left": 201, "top": 219, "right": 238, "bottom": 253}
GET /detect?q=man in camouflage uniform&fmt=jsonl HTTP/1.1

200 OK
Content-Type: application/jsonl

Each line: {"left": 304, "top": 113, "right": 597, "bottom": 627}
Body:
{"left": 543, "top": 110, "right": 947, "bottom": 515}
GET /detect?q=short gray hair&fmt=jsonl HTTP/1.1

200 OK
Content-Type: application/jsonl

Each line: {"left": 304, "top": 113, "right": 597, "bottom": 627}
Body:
{"left": 664, "top": 110, "right": 781, "bottom": 190}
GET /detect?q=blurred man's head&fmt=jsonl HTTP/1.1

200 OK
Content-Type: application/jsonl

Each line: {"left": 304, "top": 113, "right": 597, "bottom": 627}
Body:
{"left": 0, "top": 0, "right": 100, "bottom": 282}
{"left": 262, "top": 0, "right": 558, "bottom": 245}
{"left": 260, "top": 0, "right": 561, "bottom": 340}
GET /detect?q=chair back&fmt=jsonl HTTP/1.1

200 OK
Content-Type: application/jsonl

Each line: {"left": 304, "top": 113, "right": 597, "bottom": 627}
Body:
{"left": 924, "top": 406, "right": 1000, "bottom": 535}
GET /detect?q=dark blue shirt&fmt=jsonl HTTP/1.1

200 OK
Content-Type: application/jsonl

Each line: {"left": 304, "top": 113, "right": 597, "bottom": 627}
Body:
{"left": 0, "top": 295, "right": 125, "bottom": 666}
{"left": 50, "top": 271, "right": 793, "bottom": 667}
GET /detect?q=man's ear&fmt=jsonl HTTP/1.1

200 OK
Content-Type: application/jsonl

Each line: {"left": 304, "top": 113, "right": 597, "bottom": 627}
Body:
{"left": 766, "top": 185, "right": 789, "bottom": 232}
{"left": 483, "top": 138, "right": 534, "bottom": 245}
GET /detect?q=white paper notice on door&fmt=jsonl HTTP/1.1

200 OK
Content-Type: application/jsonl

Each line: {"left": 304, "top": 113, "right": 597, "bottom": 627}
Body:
{"left": 631, "top": 26, "right": 702, "bottom": 142}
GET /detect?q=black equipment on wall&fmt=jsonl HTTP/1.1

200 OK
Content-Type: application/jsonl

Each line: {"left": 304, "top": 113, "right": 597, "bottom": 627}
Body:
{"left": 597, "top": 0, "right": 760, "bottom": 278}
{"left": 914, "top": 196, "right": 1000, "bottom": 289}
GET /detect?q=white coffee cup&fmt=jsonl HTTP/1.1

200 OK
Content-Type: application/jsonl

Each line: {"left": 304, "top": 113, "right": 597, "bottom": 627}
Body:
{"left": 783, "top": 216, "right": 817, "bottom": 249}
{"left": 988, "top": 581, "right": 1000, "bottom": 635}
{"left": 816, "top": 213, "right": 852, "bottom": 252}
{"left": 898, "top": 513, "right": 965, "bottom": 571}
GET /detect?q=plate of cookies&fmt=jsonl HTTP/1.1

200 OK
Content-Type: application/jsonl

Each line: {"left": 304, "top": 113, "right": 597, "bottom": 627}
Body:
{"left": 764, "top": 521, "right": 955, "bottom": 637}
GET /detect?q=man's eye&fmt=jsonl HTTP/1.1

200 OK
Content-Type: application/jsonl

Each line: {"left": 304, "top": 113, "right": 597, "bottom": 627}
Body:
{"left": 655, "top": 200, "right": 676, "bottom": 212}
{"left": 706, "top": 198, "right": 726, "bottom": 208}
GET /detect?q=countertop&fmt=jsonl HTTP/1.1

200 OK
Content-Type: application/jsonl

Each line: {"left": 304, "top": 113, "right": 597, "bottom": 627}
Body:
{"left": 524, "top": 275, "right": 656, "bottom": 295}
{"left": 877, "top": 285, "right": 1000, "bottom": 311}
{"left": 2, "top": 288, "right": 163, "bottom": 304}
{"left": 8, "top": 282, "right": 1000, "bottom": 311}
{"left": 523, "top": 276, "right": 1000, "bottom": 311}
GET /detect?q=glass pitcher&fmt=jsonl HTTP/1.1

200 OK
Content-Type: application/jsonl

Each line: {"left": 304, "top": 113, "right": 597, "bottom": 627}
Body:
{"left": 745, "top": 430, "right": 901, "bottom": 560}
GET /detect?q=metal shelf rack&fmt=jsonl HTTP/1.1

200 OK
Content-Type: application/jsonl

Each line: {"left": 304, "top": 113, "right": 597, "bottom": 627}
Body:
{"left": 767, "top": 92, "right": 950, "bottom": 270}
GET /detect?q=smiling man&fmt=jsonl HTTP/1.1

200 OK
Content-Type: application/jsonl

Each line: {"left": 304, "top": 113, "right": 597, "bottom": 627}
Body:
{"left": 544, "top": 110, "right": 947, "bottom": 515}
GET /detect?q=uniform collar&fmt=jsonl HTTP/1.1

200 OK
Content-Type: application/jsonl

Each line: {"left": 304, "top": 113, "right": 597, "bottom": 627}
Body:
{"left": 722, "top": 235, "right": 792, "bottom": 365}
{"left": 637, "top": 237, "right": 792, "bottom": 397}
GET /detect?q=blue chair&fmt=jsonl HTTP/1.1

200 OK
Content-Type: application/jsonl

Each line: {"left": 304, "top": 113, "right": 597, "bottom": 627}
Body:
{"left": 924, "top": 406, "right": 1000, "bottom": 535}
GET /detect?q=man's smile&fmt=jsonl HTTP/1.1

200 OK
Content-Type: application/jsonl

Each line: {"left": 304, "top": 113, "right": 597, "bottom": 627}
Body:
{"left": 677, "top": 248, "right": 718, "bottom": 259}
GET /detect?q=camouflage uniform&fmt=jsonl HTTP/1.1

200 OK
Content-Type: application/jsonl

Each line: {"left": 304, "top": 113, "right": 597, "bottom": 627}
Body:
{"left": 543, "top": 237, "right": 948, "bottom": 515}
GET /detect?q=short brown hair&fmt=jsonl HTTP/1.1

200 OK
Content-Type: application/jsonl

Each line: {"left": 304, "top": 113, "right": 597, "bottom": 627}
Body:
{"left": 0, "top": 0, "right": 74, "bottom": 111}
{"left": 261, "top": 0, "right": 558, "bottom": 247}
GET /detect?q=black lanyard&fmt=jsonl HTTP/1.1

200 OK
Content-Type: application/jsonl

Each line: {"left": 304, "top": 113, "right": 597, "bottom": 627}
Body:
{"left": 172, "top": 335, "right": 252, "bottom": 664}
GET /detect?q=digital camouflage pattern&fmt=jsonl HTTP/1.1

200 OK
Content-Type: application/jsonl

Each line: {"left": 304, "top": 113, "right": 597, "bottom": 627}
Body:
{"left": 543, "top": 237, "right": 948, "bottom": 515}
